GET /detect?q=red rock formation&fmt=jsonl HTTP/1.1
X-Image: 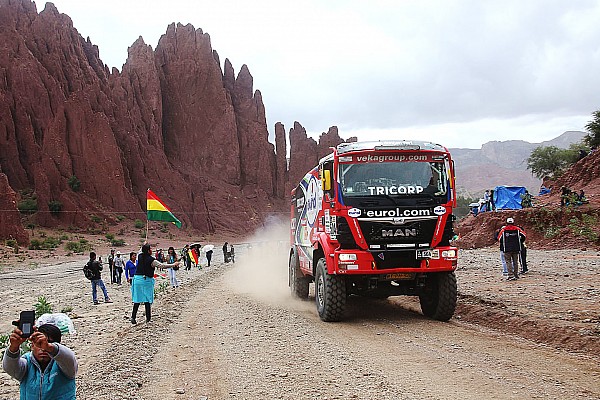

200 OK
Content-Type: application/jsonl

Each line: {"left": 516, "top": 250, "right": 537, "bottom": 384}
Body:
{"left": 274, "top": 122, "right": 287, "bottom": 199}
{"left": 0, "top": 173, "right": 28, "bottom": 244}
{"left": 0, "top": 1, "right": 293, "bottom": 236}
{"left": 287, "top": 122, "right": 319, "bottom": 190}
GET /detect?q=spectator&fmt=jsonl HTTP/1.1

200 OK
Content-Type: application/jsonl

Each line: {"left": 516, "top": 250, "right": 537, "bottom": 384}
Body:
{"left": 181, "top": 245, "right": 191, "bottom": 271}
{"left": 560, "top": 186, "right": 571, "bottom": 207}
{"left": 166, "top": 246, "right": 179, "bottom": 288}
{"left": 86, "top": 252, "right": 112, "bottom": 305}
{"left": 130, "top": 244, "right": 179, "bottom": 324}
{"left": 113, "top": 251, "right": 125, "bottom": 285}
{"left": 520, "top": 190, "right": 533, "bottom": 208}
{"left": 483, "top": 190, "right": 491, "bottom": 212}
{"left": 495, "top": 227, "right": 508, "bottom": 277}
{"left": 577, "top": 190, "right": 589, "bottom": 204}
{"left": 230, "top": 245, "right": 235, "bottom": 263}
{"left": 497, "top": 218, "right": 526, "bottom": 281}
{"left": 108, "top": 249, "right": 115, "bottom": 284}
{"left": 223, "top": 242, "right": 229, "bottom": 263}
{"left": 125, "top": 252, "right": 137, "bottom": 285}
{"left": 205, "top": 247, "right": 213, "bottom": 267}
{"left": 2, "top": 323, "right": 77, "bottom": 399}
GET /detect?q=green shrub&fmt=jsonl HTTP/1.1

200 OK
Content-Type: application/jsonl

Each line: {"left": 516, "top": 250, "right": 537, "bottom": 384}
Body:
{"left": 90, "top": 215, "right": 102, "bottom": 223}
{"left": 111, "top": 238, "right": 125, "bottom": 247}
{"left": 134, "top": 219, "right": 145, "bottom": 229}
{"left": 68, "top": 175, "right": 81, "bottom": 192}
{"left": 42, "top": 236, "right": 61, "bottom": 249}
{"left": 116, "top": 215, "right": 126, "bottom": 222}
{"left": 29, "top": 237, "right": 61, "bottom": 250}
{"left": 17, "top": 198, "right": 38, "bottom": 214}
{"left": 34, "top": 296, "right": 53, "bottom": 318}
{"left": 6, "top": 239, "right": 18, "bottom": 251}
{"left": 105, "top": 233, "right": 115, "bottom": 241}
{"left": 65, "top": 239, "right": 91, "bottom": 253}
{"left": 60, "top": 306, "right": 73, "bottom": 313}
{"left": 48, "top": 200, "right": 63, "bottom": 215}
{"left": 59, "top": 234, "right": 69, "bottom": 241}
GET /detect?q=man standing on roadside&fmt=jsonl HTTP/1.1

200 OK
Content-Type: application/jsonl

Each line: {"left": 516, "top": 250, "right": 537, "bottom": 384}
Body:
{"left": 108, "top": 249, "right": 115, "bottom": 284}
{"left": 87, "top": 252, "right": 112, "bottom": 304}
{"left": 498, "top": 218, "right": 526, "bottom": 281}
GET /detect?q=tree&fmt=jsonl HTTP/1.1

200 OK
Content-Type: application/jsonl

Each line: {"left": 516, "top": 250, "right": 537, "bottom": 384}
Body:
{"left": 526, "top": 145, "right": 571, "bottom": 179}
{"left": 584, "top": 110, "right": 600, "bottom": 148}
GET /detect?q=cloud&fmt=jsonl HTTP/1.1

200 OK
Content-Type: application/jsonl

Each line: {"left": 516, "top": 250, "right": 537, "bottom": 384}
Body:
{"left": 47, "top": 0, "right": 600, "bottom": 148}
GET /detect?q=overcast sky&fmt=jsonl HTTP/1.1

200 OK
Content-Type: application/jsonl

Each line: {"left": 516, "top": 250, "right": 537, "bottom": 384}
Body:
{"left": 43, "top": 0, "right": 600, "bottom": 149}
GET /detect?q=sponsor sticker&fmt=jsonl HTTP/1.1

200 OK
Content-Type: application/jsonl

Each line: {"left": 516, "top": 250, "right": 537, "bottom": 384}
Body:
{"left": 348, "top": 208, "right": 362, "bottom": 218}
{"left": 305, "top": 175, "right": 320, "bottom": 227}
{"left": 433, "top": 206, "right": 446, "bottom": 215}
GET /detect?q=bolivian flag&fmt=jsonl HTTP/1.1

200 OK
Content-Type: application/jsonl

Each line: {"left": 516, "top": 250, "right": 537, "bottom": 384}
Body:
{"left": 146, "top": 189, "right": 182, "bottom": 228}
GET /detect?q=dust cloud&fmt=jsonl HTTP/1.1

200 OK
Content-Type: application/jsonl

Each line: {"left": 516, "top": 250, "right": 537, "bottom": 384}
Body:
{"left": 225, "top": 218, "right": 312, "bottom": 312}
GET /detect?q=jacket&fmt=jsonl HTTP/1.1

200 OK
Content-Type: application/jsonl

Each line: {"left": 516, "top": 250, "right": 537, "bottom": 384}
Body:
{"left": 2, "top": 344, "right": 77, "bottom": 400}
{"left": 86, "top": 260, "right": 103, "bottom": 281}
{"left": 498, "top": 224, "right": 526, "bottom": 253}
{"left": 135, "top": 254, "right": 157, "bottom": 278}
{"left": 125, "top": 260, "right": 137, "bottom": 280}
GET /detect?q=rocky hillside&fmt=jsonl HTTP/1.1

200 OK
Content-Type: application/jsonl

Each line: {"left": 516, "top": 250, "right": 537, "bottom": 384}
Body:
{"left": 451, "top": 131, "right": 585, "bottom": 197}
{"left": 455, "top": 149, "right": 600, "bottom": 250}
{"left": 0, "top": 0, "right": 349, "bottom": 244}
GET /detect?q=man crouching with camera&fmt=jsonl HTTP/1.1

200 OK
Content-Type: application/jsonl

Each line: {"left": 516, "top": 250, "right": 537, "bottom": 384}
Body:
{"left": 2, "top": 321, "right": 78, "bottom": 399}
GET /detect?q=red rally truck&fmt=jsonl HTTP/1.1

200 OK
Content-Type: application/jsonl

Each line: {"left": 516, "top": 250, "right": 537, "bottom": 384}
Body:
{"left": 289, "top": 140, "right": 458, "bottom": 322}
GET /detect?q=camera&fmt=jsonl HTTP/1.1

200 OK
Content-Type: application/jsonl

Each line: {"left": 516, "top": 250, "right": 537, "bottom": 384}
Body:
{"left": 18, "top": 310, "right": 36, "bottom": 338}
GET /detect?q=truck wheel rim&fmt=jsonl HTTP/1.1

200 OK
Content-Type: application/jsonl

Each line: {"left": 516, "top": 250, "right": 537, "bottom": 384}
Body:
{"left": 317, "top": 275, "right": 325, "bottom": 308}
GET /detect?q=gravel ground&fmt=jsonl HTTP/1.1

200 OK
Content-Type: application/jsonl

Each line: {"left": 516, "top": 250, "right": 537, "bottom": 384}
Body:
{"left": 0, "top": 245, "right": 599, "bottom": 399}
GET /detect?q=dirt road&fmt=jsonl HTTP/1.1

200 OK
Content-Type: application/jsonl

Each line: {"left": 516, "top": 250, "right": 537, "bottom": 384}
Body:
{"left": 1, "top": 245, "right": 599, "bottom": 399}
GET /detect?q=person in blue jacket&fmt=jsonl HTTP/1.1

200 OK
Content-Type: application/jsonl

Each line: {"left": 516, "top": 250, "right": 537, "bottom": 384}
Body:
{"left": 125, "top": 252, "right": 137, "bottom": 285}
{"left": 2, "top": 323, "right": 78, "bottom": 399}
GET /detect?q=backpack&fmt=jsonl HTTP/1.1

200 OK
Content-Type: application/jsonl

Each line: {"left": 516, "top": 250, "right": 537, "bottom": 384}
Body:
{"left": 83, "top": 262, "right": 94, "bottom": 280}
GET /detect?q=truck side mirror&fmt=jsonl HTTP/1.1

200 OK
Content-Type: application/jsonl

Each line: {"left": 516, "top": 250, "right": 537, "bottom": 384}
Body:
{"left": 322, "top": 170, "right": 331, "bottom": 191}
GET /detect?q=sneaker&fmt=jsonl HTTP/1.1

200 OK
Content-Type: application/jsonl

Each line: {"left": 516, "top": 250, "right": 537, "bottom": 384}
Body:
{"left": 507, "top": 277, "right": 516, "bottom": 281}
{"left": 104, "top": 298, "right": 113, "bottom": 303}
{"left": 145, "top": 319, "right": 151, "bottom": 323}
{"left": 130, "top": 318, "right": 137, "bottom": 324}
{"left": 93, "top": 300, "right": 100, "bottom": 305}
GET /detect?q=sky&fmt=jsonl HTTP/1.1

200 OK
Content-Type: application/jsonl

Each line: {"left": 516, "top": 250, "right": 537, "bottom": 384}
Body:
{"left": 41, "top": 0, "right": 600, "bottom": 149}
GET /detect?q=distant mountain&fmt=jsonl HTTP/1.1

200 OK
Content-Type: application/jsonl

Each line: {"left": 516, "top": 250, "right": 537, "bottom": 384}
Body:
{"left": 450, "top": 131, "right": 586, "bottom": 198}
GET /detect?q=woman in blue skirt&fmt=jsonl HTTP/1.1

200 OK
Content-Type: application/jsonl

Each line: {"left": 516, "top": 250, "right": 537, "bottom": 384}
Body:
{"left": 130, "top": 243, "right": 180, "bottom": 324}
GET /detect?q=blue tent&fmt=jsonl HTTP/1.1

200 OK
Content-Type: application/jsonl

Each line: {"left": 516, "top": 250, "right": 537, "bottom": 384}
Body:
{"left": 493, "top": 186, "right": 526, "bottom": 210}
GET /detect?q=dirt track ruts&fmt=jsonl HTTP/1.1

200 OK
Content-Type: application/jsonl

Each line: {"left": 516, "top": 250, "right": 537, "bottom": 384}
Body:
{"left": 0, "top": 246, "right": 599, "bottom": 399}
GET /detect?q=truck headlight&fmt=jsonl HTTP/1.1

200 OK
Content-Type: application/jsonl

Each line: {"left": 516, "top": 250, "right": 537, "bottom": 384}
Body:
{"left": 339, "top": 253, "right": 357, "bottom": 261}
{"left": 442, "top": 250, "right": 457, "bottom": 258}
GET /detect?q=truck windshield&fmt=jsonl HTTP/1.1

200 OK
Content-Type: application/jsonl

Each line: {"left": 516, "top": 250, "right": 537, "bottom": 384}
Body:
{"left": 339, "top": 160, "right": 448, "bottom": 198}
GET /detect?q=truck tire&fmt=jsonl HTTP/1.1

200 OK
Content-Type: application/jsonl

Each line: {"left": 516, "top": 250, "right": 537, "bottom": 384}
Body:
{"left": 315, "top": 257, "right": 346, "bottom": 321}
{"left": 289, "top": 251, "right": 309, "bottom": 299}
{"left": 419, "top": 271, "right": 457, "bottom": 322}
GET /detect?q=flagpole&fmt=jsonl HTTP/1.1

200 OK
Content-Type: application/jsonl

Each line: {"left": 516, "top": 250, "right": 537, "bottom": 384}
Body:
{"left": 145, "top": 188, "right": 149, "bottom": 244}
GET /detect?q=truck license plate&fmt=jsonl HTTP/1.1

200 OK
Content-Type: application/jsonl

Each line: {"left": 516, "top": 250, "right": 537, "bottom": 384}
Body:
{"left": 383, "top": 273, "right": 414, "bottom": 280}
{"left": 416, "top": 250, "right": 432, "bottom": 259}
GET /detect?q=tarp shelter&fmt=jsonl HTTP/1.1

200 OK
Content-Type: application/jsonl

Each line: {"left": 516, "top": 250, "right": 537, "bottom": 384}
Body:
{"left": 493, "top": 186, "right": 526, "bottom": 210}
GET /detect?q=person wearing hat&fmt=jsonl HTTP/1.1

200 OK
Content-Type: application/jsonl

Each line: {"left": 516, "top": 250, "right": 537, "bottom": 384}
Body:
{"left": 497, "top": 217, "right": 526, "bottom": 281}
{"left": 3, "top": 322, "right": 78, "bottom": 399}
{"left": 113, "top": 250, "right": 125, "bottom": 285}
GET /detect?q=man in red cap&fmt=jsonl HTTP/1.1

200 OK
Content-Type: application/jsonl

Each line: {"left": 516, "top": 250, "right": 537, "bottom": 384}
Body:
{"left": 497, "top": 217, "right": 526, "bottom": 281}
